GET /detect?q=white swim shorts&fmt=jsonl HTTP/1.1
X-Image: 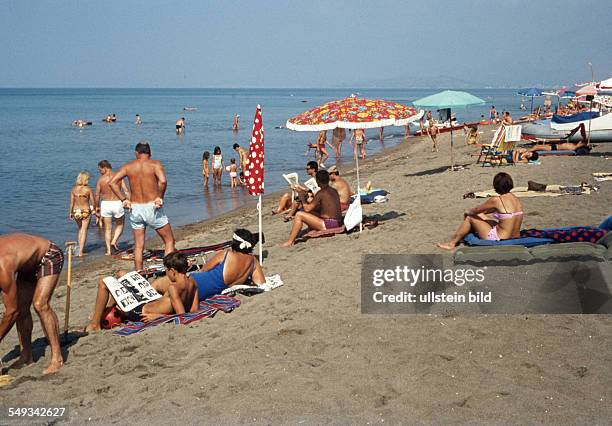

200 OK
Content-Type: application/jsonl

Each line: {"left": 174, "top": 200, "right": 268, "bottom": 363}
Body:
{"left": 100, "top": 200, "right": 125, "bottom": 219}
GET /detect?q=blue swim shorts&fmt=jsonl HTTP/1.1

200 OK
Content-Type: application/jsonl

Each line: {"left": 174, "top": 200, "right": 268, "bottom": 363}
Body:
{"left": 129, "top": 202, "right": 169, "bottom": 230}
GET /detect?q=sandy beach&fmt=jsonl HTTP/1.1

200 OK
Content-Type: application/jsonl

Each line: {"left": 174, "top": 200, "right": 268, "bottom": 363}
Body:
{"left": 1, "top": 126, "right": 611, "bottom": 424}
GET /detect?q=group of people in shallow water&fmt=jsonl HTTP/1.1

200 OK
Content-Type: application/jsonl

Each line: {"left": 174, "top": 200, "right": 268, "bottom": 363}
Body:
{"left": 307, "top": 128, "right": 370, "bottom": 167}
{"left": 201, "top": 143, "right": 249, "bottom": 188}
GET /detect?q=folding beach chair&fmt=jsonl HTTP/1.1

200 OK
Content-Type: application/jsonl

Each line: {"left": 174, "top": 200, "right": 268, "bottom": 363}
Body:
{"left": 477, "top": 125, "right": 522, "bottom": 166}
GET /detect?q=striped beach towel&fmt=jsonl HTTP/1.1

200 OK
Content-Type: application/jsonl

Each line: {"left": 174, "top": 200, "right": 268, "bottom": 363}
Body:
{"left": 112, "top": 295, "right": 240, "bottom": 337}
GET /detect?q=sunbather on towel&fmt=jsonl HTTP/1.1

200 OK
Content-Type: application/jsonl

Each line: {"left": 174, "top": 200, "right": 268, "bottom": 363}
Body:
{"left": 492, "top": 149, "right": 539, "bottom": 164}
{"left": 279, "top": 170, "right": 343, "bottom": 247}
{"left": 527, "top": 140, "right": 591, "bottom": 155}
{"left": 188, "top": 229, "right": 265, "bottom": 301}
{"left": 273, "top": 161, "right": 318, "bottom": 217}
{"left": 328, "top": 165, "right": 353, "bottom": 211}
{"left": 437, "top": 172, "right": 523, "bottom": 250}
{"left": 85, "top": 252, "right": 199, "bottom": 330}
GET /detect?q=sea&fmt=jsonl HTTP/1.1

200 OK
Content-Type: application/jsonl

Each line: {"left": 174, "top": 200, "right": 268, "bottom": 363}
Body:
{"left": 0, "top": 88, "right": 535, "bottom": 254}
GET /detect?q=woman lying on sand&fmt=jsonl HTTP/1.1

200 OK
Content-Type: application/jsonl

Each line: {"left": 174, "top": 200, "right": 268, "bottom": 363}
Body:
{"left": 437, "top": 172, "right": 523, "bottom": 249}
{"left": 189, "top": 229, "right": 265, "bottom": 301}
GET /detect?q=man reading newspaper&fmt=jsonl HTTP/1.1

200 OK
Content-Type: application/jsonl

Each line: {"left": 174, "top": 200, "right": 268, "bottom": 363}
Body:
{"left": 85, "top": 252, "right": 199, "bottom": 331}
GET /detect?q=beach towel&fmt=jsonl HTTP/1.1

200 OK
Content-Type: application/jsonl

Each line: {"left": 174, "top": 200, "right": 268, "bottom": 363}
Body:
{"left": 536, "top": 150, "right": 576, "bottom": 156}
{"left": 351, "top": 189, "right": 389, "bottom": 204}
{"left": 593, "top": 172, "right": 612, "bottom": 182}
{"left": 302, "top": 225, "right": 346, "bottom": 239}
{"left": 111, "top": 295, "right": 240, "bottom": 337}
{"left": 463, "top": 233, "right": 554, "bottom": 247}
{"left": 113, "top": 241, "right": 232, "bottom": 261}
{"left": 221, "top": 274, "right": 285, "bottom": 296}
{"left": 474, "top": 185, "right": 591, "bottom": 198}
{"left": 521, "top": 227, "right": 607, "bottom": 243}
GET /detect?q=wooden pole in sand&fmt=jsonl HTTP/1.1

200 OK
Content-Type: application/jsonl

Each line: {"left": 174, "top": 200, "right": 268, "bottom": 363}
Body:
{"left": 63, "top": 241, "right": 76, "bottom": 335}
{"left": 258, "top": 194, "right": 263, "bottom": 264}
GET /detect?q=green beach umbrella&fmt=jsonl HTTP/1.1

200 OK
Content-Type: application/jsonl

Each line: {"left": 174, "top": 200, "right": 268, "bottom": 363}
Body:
{"left": 413, "top": 90, "right": 485, "bottom": 170}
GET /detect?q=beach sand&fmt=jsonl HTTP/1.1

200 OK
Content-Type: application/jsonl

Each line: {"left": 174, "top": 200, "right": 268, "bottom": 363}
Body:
{"left": 1, "top": 126, "right": 611, "bottom": 424}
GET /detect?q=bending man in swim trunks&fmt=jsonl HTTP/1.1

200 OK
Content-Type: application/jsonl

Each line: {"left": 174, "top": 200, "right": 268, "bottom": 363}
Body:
{"left": 95, "top": 160, "right": 130, "bottom": 255}
{"left": 279, "top": 170, "right": 343, "bottom": 247}
{"left": 109, "top": 141, "right": 176, "bottom": 270}
{"left": 85, "top": 252, "right": 198, "bottom": 330}
{"left": 0, "top": 234, "right": 65, "bottom": 374}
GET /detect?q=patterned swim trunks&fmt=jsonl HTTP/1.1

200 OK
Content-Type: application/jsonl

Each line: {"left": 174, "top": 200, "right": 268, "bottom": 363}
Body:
{"left": 36, "top": 242, "right": 64, "bottom": 279}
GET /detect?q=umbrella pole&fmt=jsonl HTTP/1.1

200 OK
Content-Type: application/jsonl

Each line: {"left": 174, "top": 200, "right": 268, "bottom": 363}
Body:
{"left": 355, "top": 148, "right": 362, "bottom": 233}
{"left": 531, "top": 96, "right": 534, "bottom": 116}
{"left": 450, "top": 110, "right": 454, "bottom": 171}
{"left": 587, "top": 100, "right": 593, "bottom": 146}
{"left": 64, "top": 241, "right": 76, "bottom": 335}
{"left": 257, "top": 195, "right": 263, "bottom": 264}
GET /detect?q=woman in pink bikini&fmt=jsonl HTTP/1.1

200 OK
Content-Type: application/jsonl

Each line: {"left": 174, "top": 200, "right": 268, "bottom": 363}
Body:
{"left": 437, "top": 172, "right": 523, "bottom": 250}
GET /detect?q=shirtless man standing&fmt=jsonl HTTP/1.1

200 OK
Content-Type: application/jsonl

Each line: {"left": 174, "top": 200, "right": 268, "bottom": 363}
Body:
{"left": 328, "top": 166, "right": 353, "bottom": 211}
{"left": 109, "top": 141, "right": 175, "bottom": 270}
{"left": 279, "top": 170, "right": 343, "bottom": 247}
{"left": 85, "top": 252, "right": 198, "bottom": 330}
{"left": 233, "top": 143, "right": 248, "bottom": 174}
{"left": 94, "top": 160, "right": 130, "bottom": 255}
{"left": 0, "top": 234, "right": 64, "bottom": 374}
{"left": 332, "top": 127, "right": 346, "bottom": 158}
{"left": 175, "top": 117, "right": 185, "bottom": 135}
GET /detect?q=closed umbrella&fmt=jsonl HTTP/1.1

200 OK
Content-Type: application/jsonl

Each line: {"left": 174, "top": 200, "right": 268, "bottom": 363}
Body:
{"left": 412, "top": 90, "right": 485, "bottom": 170}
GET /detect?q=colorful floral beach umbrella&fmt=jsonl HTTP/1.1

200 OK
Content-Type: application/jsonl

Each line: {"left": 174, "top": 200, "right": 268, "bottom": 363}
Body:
{"left": 247, "top": 105, "right": 265, "bottom": 196}
{"left": 286, "top": 96, "right": 422, "bottom": 131}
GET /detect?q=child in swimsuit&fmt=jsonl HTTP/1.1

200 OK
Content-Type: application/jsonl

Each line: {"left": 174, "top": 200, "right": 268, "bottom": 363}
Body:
{"left": 212, "top": 146, "right": 224, "bottom": 187}
{"left": 229, "top": 158, "right": 238, "bottom": 188}
{"left": 202, "top": 151, "right": 210, "bottom": 187}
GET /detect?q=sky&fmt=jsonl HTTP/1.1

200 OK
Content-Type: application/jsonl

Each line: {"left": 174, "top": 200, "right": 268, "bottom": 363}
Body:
{"left": 0, "top": 0, "right": 611, "bottom": 88}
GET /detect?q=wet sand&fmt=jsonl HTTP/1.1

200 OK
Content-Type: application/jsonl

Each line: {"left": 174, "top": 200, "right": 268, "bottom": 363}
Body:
{"left": 1, "top": 125, "right": 611, "bottom": 424}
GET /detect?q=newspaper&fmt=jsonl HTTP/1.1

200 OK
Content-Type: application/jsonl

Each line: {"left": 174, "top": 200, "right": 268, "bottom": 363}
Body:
{"left": 304, "top": 177, "right": 320, "bottom": 194}
{"left": 102, "top": 271, "right": 161, "bottom": 312}
{"left": 282, "top": 172, "right": 299, "bottom": 187}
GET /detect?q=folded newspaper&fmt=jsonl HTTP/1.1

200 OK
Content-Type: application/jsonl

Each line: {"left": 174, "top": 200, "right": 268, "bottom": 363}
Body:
{"left": 103, "top": 271, "right": 161, "bottom": 312}
{"left": 221, "top": 274, "right": 284, "bottom": 296}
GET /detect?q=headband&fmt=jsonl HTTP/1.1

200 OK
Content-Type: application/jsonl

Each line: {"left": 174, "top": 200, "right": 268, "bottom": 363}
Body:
{"left": 232, "top": 233, "right": 252, "bottom": 250}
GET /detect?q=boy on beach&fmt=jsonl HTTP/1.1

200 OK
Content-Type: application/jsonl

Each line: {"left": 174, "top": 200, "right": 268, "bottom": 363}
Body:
{"left": 85, "top": 252, "right": 199, "bottom": 330}
{"left": 109, "top": 141, "right": 175, "bottom": 270}
{"left": 229, "top": 158, "right": 238, "bottom": 188}
{"left": 233, "top": 143, "right": 248, "bottom": 177}
{"left": 0, "top": 234, "right": 64, "bottom": 374}
{"left": 95, "top": 160, "right": 130, "bottom": 255}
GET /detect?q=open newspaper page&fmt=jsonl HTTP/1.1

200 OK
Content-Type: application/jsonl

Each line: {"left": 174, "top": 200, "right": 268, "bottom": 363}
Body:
{"left": 304, "top": 177, "right": 320, "bottom": 194}
{"left": 103, "top": 271, "right": 162, "bottom": 312}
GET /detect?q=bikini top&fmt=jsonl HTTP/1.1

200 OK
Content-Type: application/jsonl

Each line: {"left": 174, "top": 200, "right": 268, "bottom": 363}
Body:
{"left": 492, "top": 196, "right": 523, "bottom": 220}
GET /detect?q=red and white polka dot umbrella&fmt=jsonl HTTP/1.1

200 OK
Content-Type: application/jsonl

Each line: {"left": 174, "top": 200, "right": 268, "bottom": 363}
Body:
{"left": 247, "top": 104, "right": 265, "bottom": 196}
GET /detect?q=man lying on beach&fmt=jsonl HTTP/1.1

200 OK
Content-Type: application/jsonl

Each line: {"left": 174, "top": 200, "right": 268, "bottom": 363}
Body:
{"left": 95, "top": 160, "right": 130, "bottom": 255}
{"left": 491, "top": 149, "right": 539, "bottom": 165}
{"left": 526, "top": 140, "right": 591, "bottom": 155}
{"left": 279, "top": 170, "right": 343, "bottom": 247}
{"left": 85, "top": 252, "right": 198, "bottom": 331}
{"left": 0, "top": 234, "right": 64, "bottom": 374}
{"left": 272, "top": 161, "right": 318, "bottom": 216}
{"left": 109, "top": 141, "right": 175, "bottom": 270}
{"left": 328, "top": 165, "right": 353, "bottom": 211}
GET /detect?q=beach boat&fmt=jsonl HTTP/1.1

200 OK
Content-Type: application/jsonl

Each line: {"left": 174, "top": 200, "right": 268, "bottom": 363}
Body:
{"left": 183, "top": 107, "right": 197, "bottom": 111}
{"left": 521, "top": 111, "right": 612, "bottom": 142}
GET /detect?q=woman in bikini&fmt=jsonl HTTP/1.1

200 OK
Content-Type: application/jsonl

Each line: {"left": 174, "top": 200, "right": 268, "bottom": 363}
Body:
{"left": 350, "top": 128, "right": 366, "bottom": 160}
{"left": 212, "top": 146, "right": 224, "bottom": 187}
{"left": 69, "top": 171, "right": 96, "bottom": 256}
{"left": 437, "top": 172, "right": 523, "bottom": 250}
{"left": 190, "top": 229, "right": 265, "bottom": 301}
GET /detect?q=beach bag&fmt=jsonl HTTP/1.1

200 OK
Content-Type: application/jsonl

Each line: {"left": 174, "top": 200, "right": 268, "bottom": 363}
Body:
{"left": 343, "top": 196, "right": 362, "bottom": 231}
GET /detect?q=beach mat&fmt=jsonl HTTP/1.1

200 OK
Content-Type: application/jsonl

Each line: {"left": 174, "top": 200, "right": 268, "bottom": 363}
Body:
{"left": 112, "top": 295, "right": 240, "bottom": 336}
{"left": 536, "top": 150, "right": 576, "bottom": 156}
{"left": 302, "top": 226, "right": 346, "bottom": 239}
{"left": 474, "top": 185, "right": 591, "bottom": 198}
{"left": 593, "top": 172, "right": 612, "bottom": 182}
{"left": 113, "top": 241, "right": 232, "bottom": 261}
{"left": 464, "top": 226, "right": 607, "bottom": 248}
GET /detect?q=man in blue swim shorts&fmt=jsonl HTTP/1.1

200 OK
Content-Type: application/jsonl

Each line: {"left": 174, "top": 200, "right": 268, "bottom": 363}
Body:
{"left": 110, "top": 141, "right": 176, "bottom": 270}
